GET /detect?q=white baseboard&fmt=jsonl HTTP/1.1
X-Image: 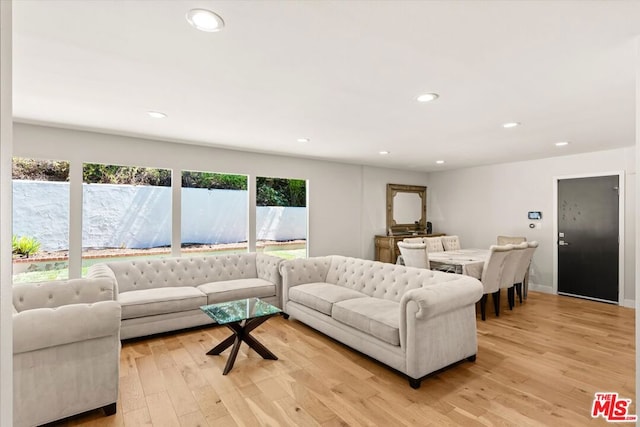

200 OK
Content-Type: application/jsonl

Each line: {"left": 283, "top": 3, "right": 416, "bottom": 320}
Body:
{"left": 528, "top": 283, "right": 553, "bottom": 294}
{"left": 530, "top": 285, "right": 635, "bottom": 308}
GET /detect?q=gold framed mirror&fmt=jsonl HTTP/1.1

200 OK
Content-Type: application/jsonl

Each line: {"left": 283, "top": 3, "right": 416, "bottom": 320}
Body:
{"left": 386, "top": 184, "right": 427, "bottom": 235}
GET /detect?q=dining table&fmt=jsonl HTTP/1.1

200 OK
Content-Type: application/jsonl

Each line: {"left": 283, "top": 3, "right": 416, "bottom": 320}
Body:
{"left": 429, "top": 248, "right": 490, "bottom": 280}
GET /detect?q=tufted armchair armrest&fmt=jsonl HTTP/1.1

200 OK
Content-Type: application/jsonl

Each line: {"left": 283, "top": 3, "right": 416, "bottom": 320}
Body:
{"left": 13, "top": 301, "right": 121, "bottom": 354}
{"left": 87, "top": 263, "right": 119, "bottom": 293}
{"left": 256, "top": 253, "right": 283, "bottom": 285}
{"left": 13, "top": 278, "right": 117, "bottom": 312}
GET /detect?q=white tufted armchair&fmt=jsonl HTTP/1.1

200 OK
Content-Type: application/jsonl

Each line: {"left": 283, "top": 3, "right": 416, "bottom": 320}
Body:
{"left": 12, "top": 275, "right": 121, "bottom": 426}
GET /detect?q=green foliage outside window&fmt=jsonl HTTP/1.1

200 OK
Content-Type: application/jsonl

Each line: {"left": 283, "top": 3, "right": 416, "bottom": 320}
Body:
{"left": 257, "top": 177, "right": 306, "bottom": 207}
{"left": 12, "top": 158, "right": 69, "bottom": 181}
{"left": 83, "top": 164, "right": 172, "bottom": 187}
{"left": 12, "top": 235, "right": 41, "bottom": 257}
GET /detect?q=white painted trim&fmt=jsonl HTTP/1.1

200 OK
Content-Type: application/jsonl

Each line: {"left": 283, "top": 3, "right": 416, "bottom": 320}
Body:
{"left": 248, "top": 175, "right": 256, "bottom": 252}
{"left": 171, "top": 168, "right": 181, "bottom": 257}
{"left": 68, "top": 161, "right": 83, "bottom": 278}
{"left": 552, "top": 171, "right": 626, "bottom": 306}
{"left": 0, "top": 2, "right": 13, "bottom": 425}
{"left": 623, "top": 299, "right": 635, "bottom": 309}
{"left": 528, "top": 283, "right": 553, "bottom": 294}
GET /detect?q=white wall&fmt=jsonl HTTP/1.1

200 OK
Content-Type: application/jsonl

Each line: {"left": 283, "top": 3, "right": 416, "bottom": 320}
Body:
{"left": 13, "top": 123, "right": 428, "bottom": 260}
{"left": 0, "top": 2, "right": 11, "bottom": 425}
{"left": 427, "top": 147, "right": 636, "bottom": 303}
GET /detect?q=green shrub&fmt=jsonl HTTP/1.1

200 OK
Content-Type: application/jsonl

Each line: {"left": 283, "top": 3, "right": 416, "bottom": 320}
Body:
{"left": 12, "top": 235, "right": 41, "bottom": 257}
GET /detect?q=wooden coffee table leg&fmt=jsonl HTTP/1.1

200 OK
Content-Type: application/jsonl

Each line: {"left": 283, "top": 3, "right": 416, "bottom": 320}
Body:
{"left": 207, "top": 315, "right": 280, "bottom": 374}
{"left": 206, "top": 333, "right": 236, "bottom": 355}
{"left": 222, "top": 335, "right": 243, "bottom": 375}
{"left": 243, "top": 333, "right": 277, "bottom": 360}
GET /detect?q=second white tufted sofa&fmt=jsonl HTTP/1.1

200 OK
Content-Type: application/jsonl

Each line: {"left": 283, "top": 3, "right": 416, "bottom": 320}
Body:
{"left": 89, "top": 252, "right": 283, "bottom": 339}
{"left": 280, "top": 255, "right": 483, "bottom": 388}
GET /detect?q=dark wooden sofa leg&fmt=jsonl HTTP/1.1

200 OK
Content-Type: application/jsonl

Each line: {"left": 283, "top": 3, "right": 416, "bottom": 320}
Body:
{"left": 282, "top": 313, "right": 290, "bottom": 320}
{"left": 409, "top": 378, "right": 421, "bottom": 389}
{"left": 103, "top": 402, "right": 117, "bottom": 416}
{"left": 467, "top": 354, "right": 477, "bottom": 362}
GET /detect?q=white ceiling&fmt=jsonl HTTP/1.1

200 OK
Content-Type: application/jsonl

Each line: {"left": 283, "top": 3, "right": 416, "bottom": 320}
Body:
{"left": 11, "top": 1, "right": 640, "bottom": 171}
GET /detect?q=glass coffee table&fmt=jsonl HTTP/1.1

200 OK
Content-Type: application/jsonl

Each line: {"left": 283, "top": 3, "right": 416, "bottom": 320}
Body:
{"left": 200, "top": 298, "right": 284, "bottom": 375}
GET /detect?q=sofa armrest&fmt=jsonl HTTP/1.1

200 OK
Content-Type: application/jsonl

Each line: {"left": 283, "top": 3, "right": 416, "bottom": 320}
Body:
{"left": 280, "top": 257, "right": 332, "bottom": 306}
{"left": 13, "top": 300, "right": 121, "bottom": 354}
{"left": 279, "top": 257, "right": 331, "bottom": 286}
{"left": 400, "top": 278, "right": 483, "bottom": 321}
{"left": 13, "top": 277, "right": 117, "bottom": 312}
{"left": 256, "top": 253, "right": 283, "bottom": 285}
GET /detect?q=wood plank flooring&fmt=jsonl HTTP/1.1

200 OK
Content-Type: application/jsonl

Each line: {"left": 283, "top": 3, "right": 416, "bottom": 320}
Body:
{"left": 53, "top": 292, "right": 634, "bottom": 426}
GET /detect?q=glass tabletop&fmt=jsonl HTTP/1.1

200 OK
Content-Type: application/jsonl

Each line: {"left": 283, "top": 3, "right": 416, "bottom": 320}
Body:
{"left": 200, "top": 298, "right": 282, "bottom": 324}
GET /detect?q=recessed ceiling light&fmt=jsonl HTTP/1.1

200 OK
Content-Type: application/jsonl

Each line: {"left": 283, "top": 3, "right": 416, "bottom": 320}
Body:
{"left": 436, "top": 160, "right": 445, "bottom": 164}
{"left": 379, "top": 151, "right": 390, "bottom": 155}
{"left": 147, "top": 111, "right": 167, "bottom": 119}
{"left": 416, "top": 93, "right": 439, "bottom": 103}
{"left": 502, "top": 122, "right": 521, "bottom": 128}
{"left": 555, "top": 141, "right": 570, "bottom": 146}
{"left": 186, "top": 9, "right": 225, "bottom": 32}
{"left": 297, "top": 138, "right": 310, "bottom": 143}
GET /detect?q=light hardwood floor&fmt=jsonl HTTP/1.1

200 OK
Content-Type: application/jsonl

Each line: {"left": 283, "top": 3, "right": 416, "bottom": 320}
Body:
{"left": 54, "top": 292, "right": 634, "bottom": 426}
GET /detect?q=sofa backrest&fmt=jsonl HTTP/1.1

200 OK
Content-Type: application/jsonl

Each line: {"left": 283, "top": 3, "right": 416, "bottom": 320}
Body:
{"left": 13, "top": 278, "right": 116, "bottom": 312}
{"left": 324, "top": 255, "right": 463, "bottom": 302}
{"left": 105, "top": 253, "right": 271, "bottom": 293}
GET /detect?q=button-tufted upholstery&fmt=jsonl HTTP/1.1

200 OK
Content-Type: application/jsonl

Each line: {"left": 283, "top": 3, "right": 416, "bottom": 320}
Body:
{"left": 92, "top": 253, "right": 283, "bottom": 339}
{"left": 13, "top": 278, "right": 121, "bottom": 426}
{"left": 280, "top": 255, "right": 483, "bottom": 388}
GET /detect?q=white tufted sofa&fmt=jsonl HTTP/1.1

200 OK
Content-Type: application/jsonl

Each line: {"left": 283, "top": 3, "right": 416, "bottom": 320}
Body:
{"left": 89, "top": 253, "right": 283, "bottom": 339}
{"left": 12, "top": 271, "right": 121, "bottom": 426}
{"left": 280, "top": 255, "right": 483, "bottom": 388}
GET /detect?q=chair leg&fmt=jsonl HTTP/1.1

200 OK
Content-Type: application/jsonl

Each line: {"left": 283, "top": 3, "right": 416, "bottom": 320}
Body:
{"left": 507, "top": 287, "right": 514, "bottom": 310}
{"left": 480, "top": 294, "right": 487, "bottom": 321}
{"left": 515, "top": 283, "right": 523, "bottom": 304}
{"left": 492, "top": 290, "right": 500, "bottom": 317}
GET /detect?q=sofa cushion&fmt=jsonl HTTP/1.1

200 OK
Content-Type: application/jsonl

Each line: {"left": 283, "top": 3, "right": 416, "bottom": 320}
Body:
{"left": 198, "top": 278, "right": 276, "bottom": 304}
{"left": 331, "top": 297, "right": 400, "bottom": 346}
{"left": 119, "top": 287, "right": 207, "bottom": 319}
{"left": 289, "top": 283, "right": 368, "bottom": 315}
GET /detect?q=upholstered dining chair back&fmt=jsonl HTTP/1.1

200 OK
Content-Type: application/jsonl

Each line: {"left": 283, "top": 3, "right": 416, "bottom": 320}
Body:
{"left": 499, "top": 244, "right": 521, "bottom": 290}
{"left": 512, "top": 242, "right": 532, "bottom": 284}
{"left": 497, "top": 235, "right": 526, "bottom": 245}
{"left": 425, "top": 236, "right": 445, "bottom": 252}
{"left": 480, "top": 245, "right": 512, "bottom": 294}
{"left": 521, "top": 241, "right": 539, "bottom": 279}
{"left": 397, "top": 241, "right": 430, "bottom": 269}
{"left": 402, "top": 237, "right": 424, "bottom": 244}
{"left": 441, "top": 235, "right": 461, "bottom": 251}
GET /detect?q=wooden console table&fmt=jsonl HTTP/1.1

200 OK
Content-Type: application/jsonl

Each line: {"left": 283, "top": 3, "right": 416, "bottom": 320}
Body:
{"left": 374, "top": 233, "right": 445, "bottom": 264}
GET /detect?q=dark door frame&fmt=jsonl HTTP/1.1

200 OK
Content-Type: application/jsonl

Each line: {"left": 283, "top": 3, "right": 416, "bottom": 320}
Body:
{"left": 553, "top": 171, "right": 625, "bottom": 305}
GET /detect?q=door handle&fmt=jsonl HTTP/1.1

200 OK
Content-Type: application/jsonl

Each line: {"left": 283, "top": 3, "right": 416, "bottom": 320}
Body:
{"left": 558, "top": 240, "right": 570, "bottom": 246}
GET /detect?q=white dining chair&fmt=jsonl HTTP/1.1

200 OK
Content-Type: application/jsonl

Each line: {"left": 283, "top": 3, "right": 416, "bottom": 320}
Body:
{"left": 519, "top": 241, "right": 538, "bottom": 300}
{"left": 402, "top": 237, "right": 424, "bottom": 244}
{"left": 441, "top": 235, "right": 461, "bottom": 251}
{"left": 501, "top": 242, "right": 528, "bottom": 309}
{"left": 425, "top": 236, "right": 444, "bottom": 252}
{"left": 497, "top": 235, "right": 526, "bottom": 245}
{"left": 479, "top": 245, "right": 511, "bottom": 320}
{"left": 397, "top": 241, "right": 430, "bottom": 269}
